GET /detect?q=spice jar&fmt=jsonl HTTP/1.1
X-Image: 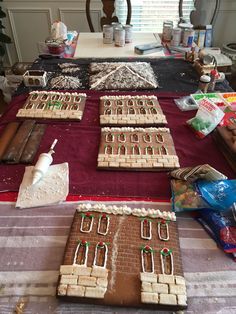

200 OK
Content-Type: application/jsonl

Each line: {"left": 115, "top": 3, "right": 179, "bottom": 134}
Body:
{"left": 198, "top": 75, "right": 211, "bottom": 93}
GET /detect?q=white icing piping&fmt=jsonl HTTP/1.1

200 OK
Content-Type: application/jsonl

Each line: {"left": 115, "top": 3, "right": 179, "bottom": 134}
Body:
{"left": 77, "top": 204, "right": 176, "bottom": 222}
{"left": 131, "top": 134, "right": 139, "bottom": 143}
{"left": 160, "top": 250, "right": 174, "bottom": 275}
{"left": 156, "top": 134, "right": 164, "bottom": 143}
{"left": 118, "top": 145, "right": 127, "bottom": 155}
{"left": 141, "top": 247, "right": 155, "bottom": 273}
{"left": 143, "top": 134, "right": 152, "bottom": 143}
{"left": 80, "top": 216, "right": 94, "bottom": 233}
{"left": 161, "top": 146, "right": 169, "bottom": 155}
{"left": 29, "top": 90, "right": 87, "bottom": 97}
{"left": 145, "top": 146, "right": 154, "bottom": 155}
{"left": 101, "top": 95, "right": 158, "bottom": 100}
{"left": 121, "top": 65, "right": 158, "bottom": 88}
{"left": 105, "top": 134, "right": 114, "bottom": 143}
{"left": 102, "top": 127, "right": 170, "bottom": 133}
{"left": 91, "top": 64, "right": 125, "bottom": 89}
{"left": 93, "top": 243, "right": 108, "bottom": 268}
{"left": 141, "top": 220, "right": 152, "bottom": 240}
{"left": 92, "top": 63, "right": 158, "bottom": 89}
{"left": 97, "top": 215, "right": 110, "bottom": 236}
{"left": 158, "top": 222, "right": 170, "bottom": 241}
{"left": 73, "top": 242, "right": 89, "bottom": 266}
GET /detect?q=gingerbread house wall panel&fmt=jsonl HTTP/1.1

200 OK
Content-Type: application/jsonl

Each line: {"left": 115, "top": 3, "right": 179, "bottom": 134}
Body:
{"left": 99, "top": 95, "right": 167, "bottom": 126}
{"left": 97, "top": 128, "right": 180, "bottom": 171}
{"left": 58, "top": 203, "right": 186, "bottom": 310}
{"left": 16, "top": 91, "right": 87, "bottom": 121}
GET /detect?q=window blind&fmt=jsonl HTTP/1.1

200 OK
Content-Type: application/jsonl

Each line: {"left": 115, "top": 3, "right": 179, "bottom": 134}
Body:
{"left": 116, "top": 0, "right": 195, "bottom": 32}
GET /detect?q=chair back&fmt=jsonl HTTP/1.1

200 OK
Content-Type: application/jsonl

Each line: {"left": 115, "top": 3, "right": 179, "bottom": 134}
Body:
{"left": 86, "top": 0, "right": 131, "bottom": 32}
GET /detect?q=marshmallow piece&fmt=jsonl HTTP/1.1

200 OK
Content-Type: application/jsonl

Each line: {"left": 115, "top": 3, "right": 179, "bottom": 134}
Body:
{"left": 73, "top": 266, "right": 92, "bottom": 276}
{"left": 91, "top": 266, "right": 108, "bottom": 278}
{"left": 67, "top": 284, "right": 85, "bottom": 297}
{"left": 141, "top": 292, "right": 159, "bottom": 304}
{"left": 60, "top": 265, "right": 74, "bottom": 275}
{"left": 85, "top": 286, "right": 106, "bottom": 299}
{"left": 140, "top": 272, "right": 157, "bottom": 283}
{"left": 60, "top": 275, "right": 78, "bottom": 285}
{"left": 159, "top": 293, "right": 177, "bottom": 305}
{"left": 57, "top": 284, "right": 67, "bottom": 296}
{"left": 78, "top": 276, "right": 96, "bottom": 287}
{"left": 152, "top": 283, "right": 168, "bottom": 294}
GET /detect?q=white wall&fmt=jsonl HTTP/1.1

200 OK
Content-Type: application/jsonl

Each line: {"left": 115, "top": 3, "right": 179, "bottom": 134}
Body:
{"left": 1, "top": 0, "right": 236, "bottom": 65}
{"left": 1, "top": 0, "right": 103, "bottom": 65}
{"left": 191, "top": 0, "right": 236, "bottom": 46}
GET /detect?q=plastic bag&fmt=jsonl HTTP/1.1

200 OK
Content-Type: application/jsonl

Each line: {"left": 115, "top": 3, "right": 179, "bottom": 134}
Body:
{"left": 51, "top": 21, "right": 67, "bottom": 41}
{"left": 186, "top": 97, "right": 225, "bottom": 138}
{"left": 171, "top": 179, "right": 207, "bottom": 212}
{"left": 174, "top": 95, "right": 198, "bottom": 111}
{"left": 196, "top": 207, "right": 236, "bottom": 253}
{"left": 174, "top": 90, "right": 202, "bottom": 111}
{"left": 197, "top": 179, "right": 236, "bottom": 211}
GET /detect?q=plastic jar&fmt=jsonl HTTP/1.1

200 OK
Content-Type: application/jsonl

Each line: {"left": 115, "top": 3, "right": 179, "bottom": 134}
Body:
{"left": 198, "top": 75, "right": 211, "bottom": 93}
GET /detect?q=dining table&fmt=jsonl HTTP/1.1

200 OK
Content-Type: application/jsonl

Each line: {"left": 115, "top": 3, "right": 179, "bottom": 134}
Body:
{"left": 0, "top": 40, "right": 236, "bottom": 313}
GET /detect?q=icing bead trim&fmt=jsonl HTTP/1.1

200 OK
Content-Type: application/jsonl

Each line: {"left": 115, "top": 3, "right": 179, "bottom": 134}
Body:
{"left": 77, "top": 204, "right": 176, "bottom": 221}
{"left": 102, "top": 127, "right": 170, "bottom": 133}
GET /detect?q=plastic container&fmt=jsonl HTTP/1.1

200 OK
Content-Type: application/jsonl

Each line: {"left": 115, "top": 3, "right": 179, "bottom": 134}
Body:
{"left": 198, "top": 75, "right": 211, "bottom": 93}
{"left": 47, "top": 43, "right": 65, "bottom": 55}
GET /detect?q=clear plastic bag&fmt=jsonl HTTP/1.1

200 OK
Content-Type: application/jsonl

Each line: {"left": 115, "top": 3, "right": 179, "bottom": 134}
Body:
{"left": 171, "top": 179, "right": 207, "bottom": 212}
{"left": 174, "top": 90, "right": 202, "bottom": 111}
{"left": 187, "top": 97, "right": 225, "bottom": 138}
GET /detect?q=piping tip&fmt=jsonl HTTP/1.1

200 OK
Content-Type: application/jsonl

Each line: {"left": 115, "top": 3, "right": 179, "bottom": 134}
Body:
{"left": 31, "top": 172, "right": 42, "bottom": 185}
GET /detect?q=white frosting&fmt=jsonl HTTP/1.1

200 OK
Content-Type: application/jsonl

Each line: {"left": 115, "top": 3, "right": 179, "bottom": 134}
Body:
{"left": 102, "top": 127, "right": 170, "bottom": 133}
{"left": 80, "top": 215, "right": 94, "bottom": 233}
{"left": 101, "top": 95, "right": 157, "bottom": 100}
{"left": 141, "top": 246, "right": 155, "bottom": 273}
{"left": 97, "top": 215, "right": 110, "bottom": 235}
{"left": 158, "top": 221, "right": 170, "bottom": 241}
{"left": 141, "top": 219, "right": 152, "bottom": 240}
{"left": 93, "top": 243, "right": 108, "bottom": 268}
{"left": 77, "top": 204, "right": 176, "bottom": 221}
{"left": 29, "top": 91, "right": 87, "bottom": 97}
{"left": 73, "top": 242, "right": 89, "bottom": 266}
{"left": 160, "top": 249, "right": 174, "bottom": 275}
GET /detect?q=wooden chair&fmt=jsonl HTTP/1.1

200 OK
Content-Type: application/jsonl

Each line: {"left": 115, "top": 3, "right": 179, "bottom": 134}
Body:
{"left": 86, "top": 0, "right": 132, "bottom": 32}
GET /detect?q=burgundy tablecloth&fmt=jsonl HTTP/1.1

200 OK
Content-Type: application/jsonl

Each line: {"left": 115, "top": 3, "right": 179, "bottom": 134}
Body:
{"left": 0, "top": 91, "right": 233, "bottom": 198}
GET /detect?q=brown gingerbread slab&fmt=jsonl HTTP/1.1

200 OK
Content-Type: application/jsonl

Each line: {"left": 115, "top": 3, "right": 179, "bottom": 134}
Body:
{"left": 97, "top": 127, "right": 180, "bottom": 171}
{"left": 100, "top": 95, "right": 167, "bottom": 126}
{"left": 213, "top": 125, "right": 236, "bottom": 173}
{"left": 16, "top": 91, "right": 87, "bottom": 121}
{"left": 89, "top": 62, "right": 158, "bottom": 90}
{"left": 57, "top": 203, "right": 187, "bottom": 311}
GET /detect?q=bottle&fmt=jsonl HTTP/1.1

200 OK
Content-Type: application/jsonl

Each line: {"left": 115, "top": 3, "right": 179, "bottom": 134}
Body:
{"left": 31, "top": 139, "right": 58, "bottom": 185}
{"left": 198, "top": 75, "right": 211, "bottom": 93}
{"left": 208, "top": 69, "right": 219, "bottom": 92}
